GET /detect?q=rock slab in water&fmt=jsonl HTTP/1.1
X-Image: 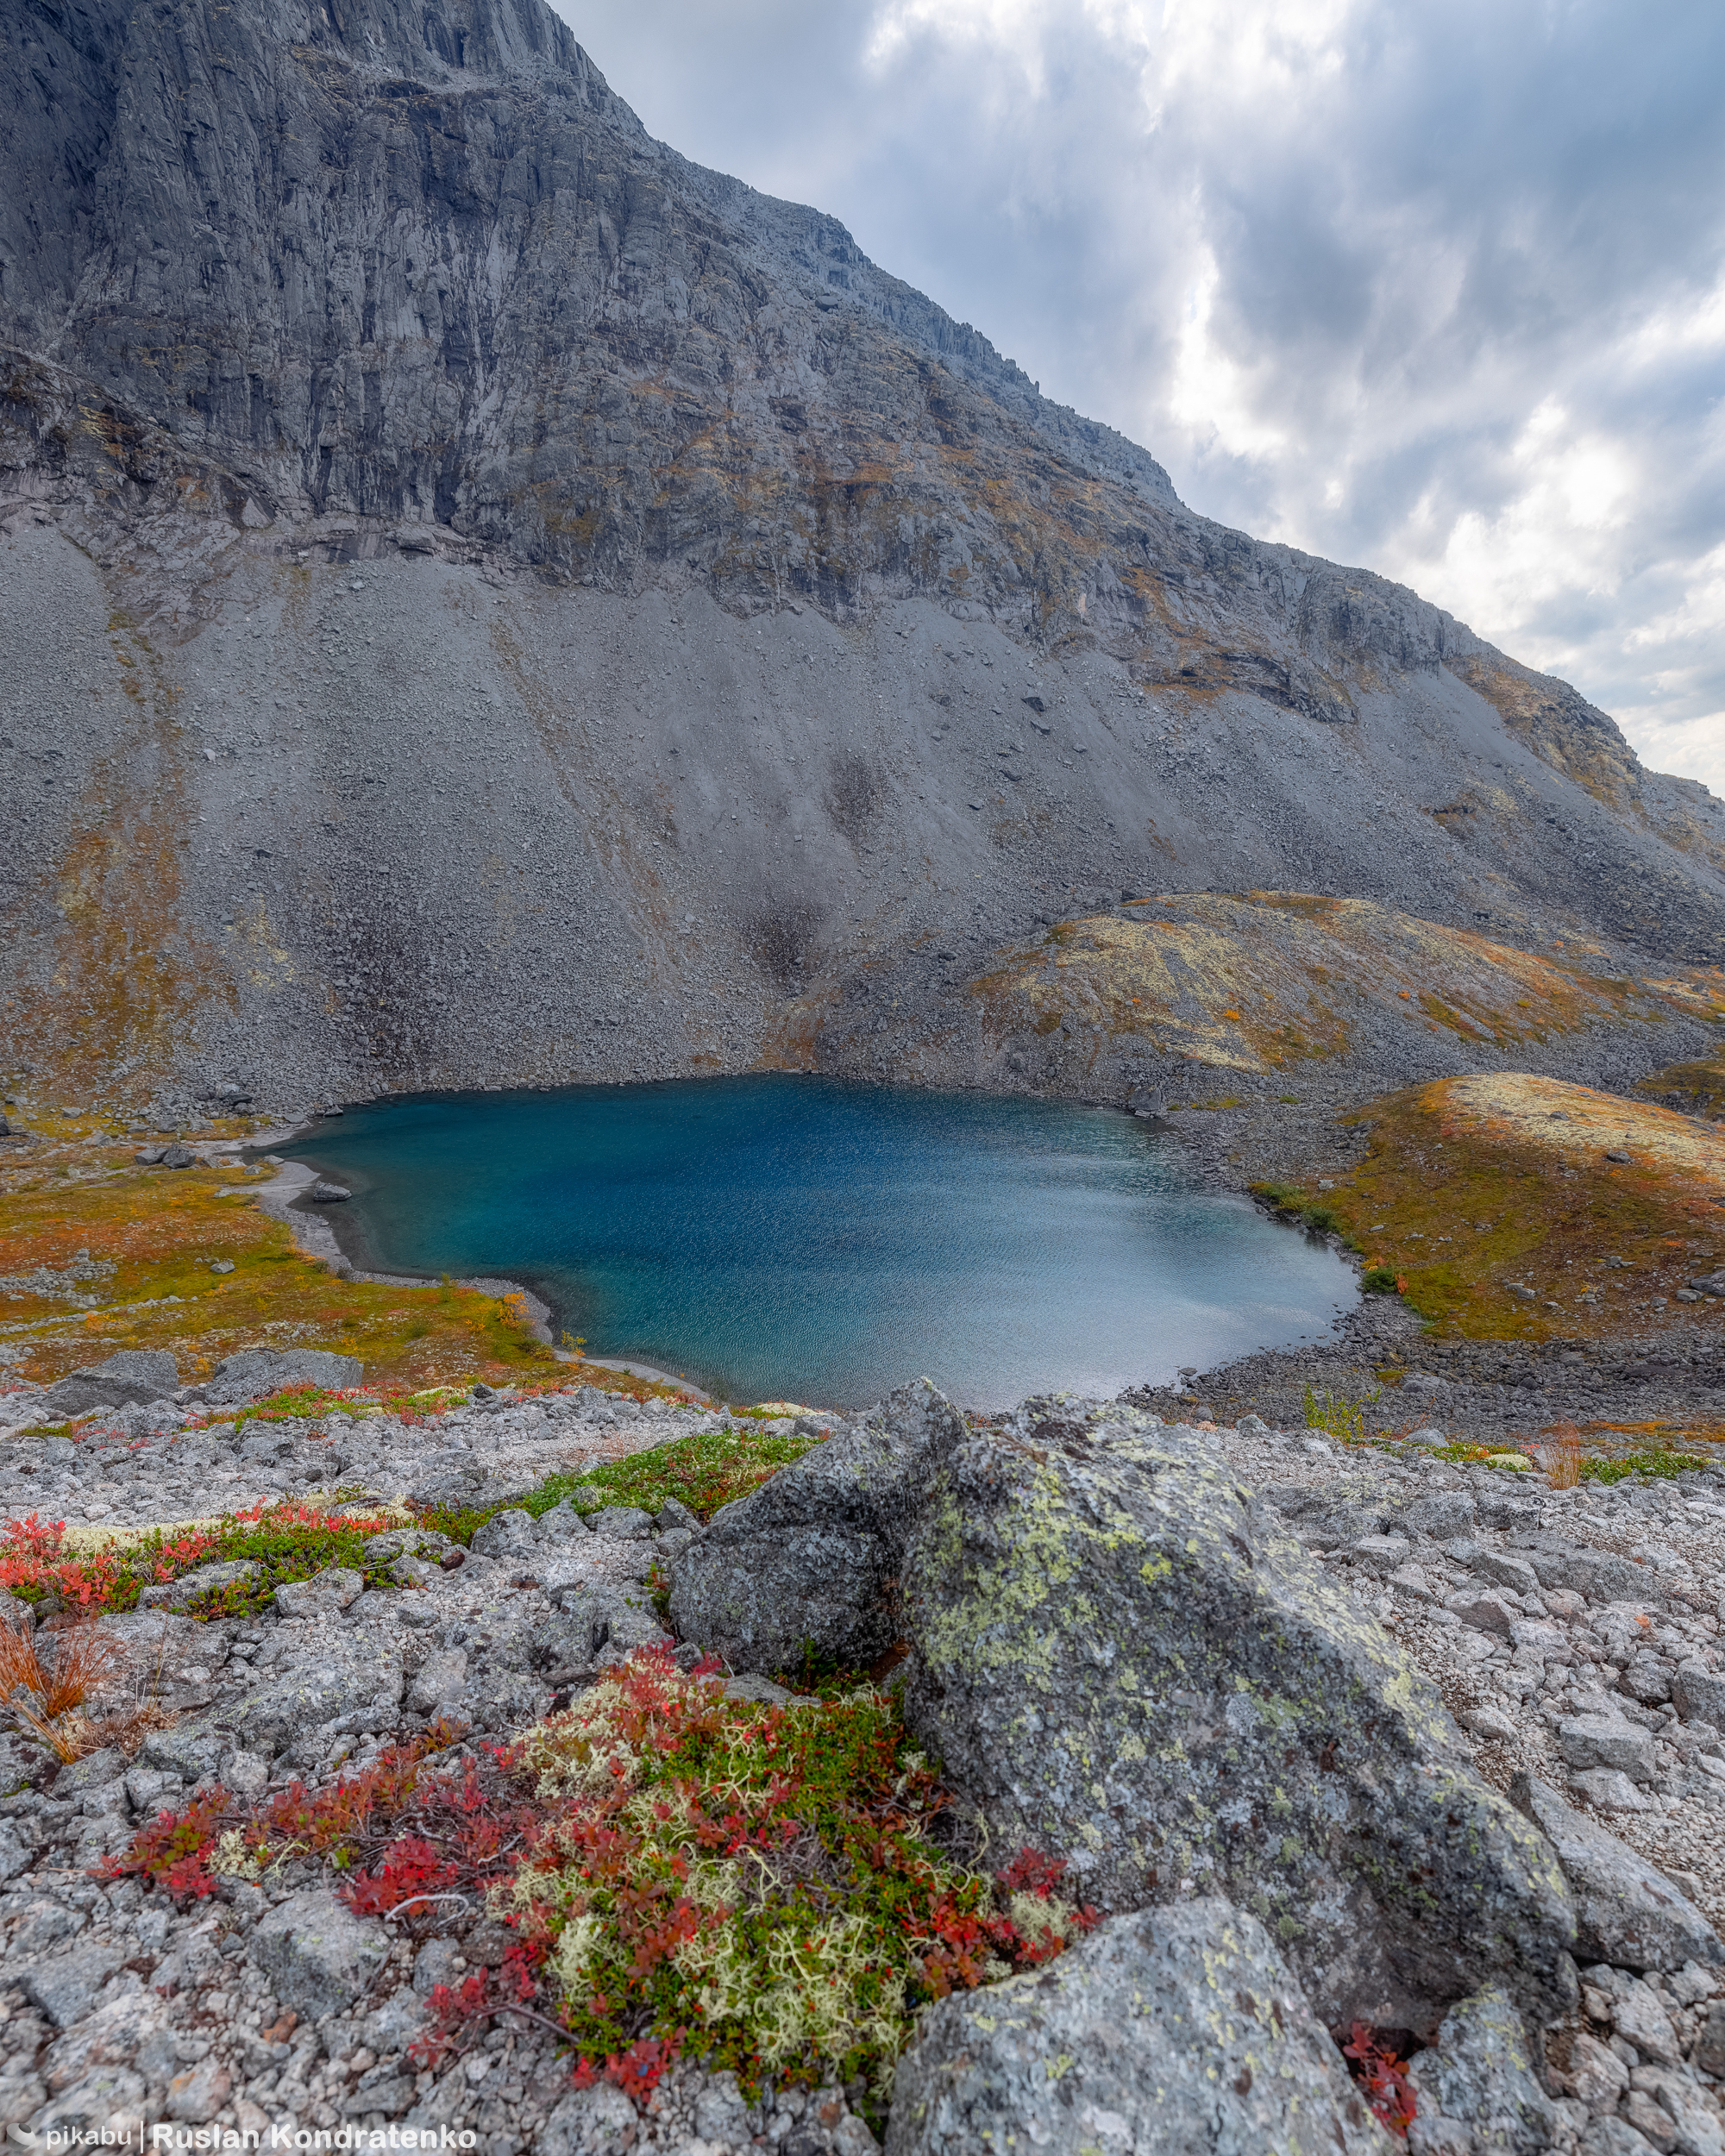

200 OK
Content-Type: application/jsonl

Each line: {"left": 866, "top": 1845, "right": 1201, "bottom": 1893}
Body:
{"left": 669, "top": 1379, "right": 961, "bottom": 1671}
{"left": 898, "top": 1400, "right": 1577, "bottom": 2035}
{"left": 41, "top": 1349, "right": 181, "bottom": 1416}
{"left": 882, "top": 1897, "right": 1392, "bottom": 2156}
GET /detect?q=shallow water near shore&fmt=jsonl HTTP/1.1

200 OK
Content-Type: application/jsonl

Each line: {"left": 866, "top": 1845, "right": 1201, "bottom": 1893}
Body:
{"left": 283, "top": 1075, "right": 1354, "bottom": 1407}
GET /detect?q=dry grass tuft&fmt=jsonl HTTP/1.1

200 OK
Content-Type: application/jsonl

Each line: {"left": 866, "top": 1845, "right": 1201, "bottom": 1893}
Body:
{"left": 1532, "top": 1420, "right": 1584, "bottom": 1489}
{"left": 0, "top": 1617, "right": 120, "bottom": 1760}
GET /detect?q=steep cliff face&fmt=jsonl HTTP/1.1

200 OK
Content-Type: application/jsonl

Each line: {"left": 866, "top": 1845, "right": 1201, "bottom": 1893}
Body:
{"left": 2, "top": 0, "right": 1722, "bottom": 1117}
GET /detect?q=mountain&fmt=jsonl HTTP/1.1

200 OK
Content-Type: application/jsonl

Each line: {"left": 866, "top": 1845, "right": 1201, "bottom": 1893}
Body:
{"left": 3, "top": 0, "right": 1723, "bottom": 1119}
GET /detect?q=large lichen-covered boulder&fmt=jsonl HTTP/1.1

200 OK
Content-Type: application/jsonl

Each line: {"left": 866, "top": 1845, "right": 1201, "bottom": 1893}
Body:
{"left": 900, "top": 1396, "right": 1576, "bottom": 2036}
{"left": 883, "top": 1896, "right": 1393, "bottom": 2156}
{"left": 668, "top": 1379, "right": 962, "bottom": 1672}
{"left": 204, "top": 1346, "right": 362, "bottom": 1404}
{"left": 41, "top": 1349, "right": 180, "bottom": 1416}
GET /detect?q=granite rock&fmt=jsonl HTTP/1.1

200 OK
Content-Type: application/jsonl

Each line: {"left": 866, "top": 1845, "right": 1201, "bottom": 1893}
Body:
{"left": 249, "top": 1887, "right": 389, "bottom": 2015}
{"left": 670, "top": 1379, "right": 963, "bottom": 1672}
{"left": 41, "top": 1351, "right": 180, "bottom": 1417}
{"left": 899, "top": 1399, "right": 1577, "bottom": 2035}
{"left": 1403, "top": 1985, "right": 1559, "bottom": 2156}
{"left": 1511, "top": 1774, "right": 1724, "bottom": 1972}
{"left": 882, "top": 1897, "right": 1392, "bottom": 2156}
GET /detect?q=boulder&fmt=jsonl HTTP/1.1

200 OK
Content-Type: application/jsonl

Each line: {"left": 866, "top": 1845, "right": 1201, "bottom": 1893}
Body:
{"left": 542, "top": 2083, "right": 641, "bottom": 2156}
{"left": 1404, "top": 1986, "right": 1559, "bottom": 2156}
{"left": 405, "top": 1649, "right": 469, "bottom": 1714}
{"left": 669, "top": 1377, "right": 961, "bottom": 1671}
{"left": 138, "top": 1559, "right": 260, "bottom": 1613}
{"left": 250, "top": 1886, "right": 388, "bottom": 2015}
{"left": 140, "top": 1714, "right": 224, "bottom": 1783}
{"left": 204, "top": 1345, "right": 364, "bottom": 1403}
{"left": 1628, "top": 2067, "right": 1725, "bottom": 2156}
{"left": 1558, "top": 1715, "right": 1657, "bottom": 1783}
{"left": 1674, "top": 1662, "right": 1725, "bottom": 1727}
{"left": 229, "top": 1645, "right": 403, "bottom": 1752}
{"left": 310, "top": 1181, "right": 352, "bottom": 1201}
{"left": 882, "top": 1897, "right": 1392, "bottom": 2156}
{"left": 19, "top": 1941, "right": 127, "bottom": 2027}
{"left": 589, "top": 1505, "right": 655, "bottom": 1540}
{"left": 273, "top": 1565, "right": 366, "bottom": 1620}
{"left": 900, "top": 1400, "right": 1577, "bottom": 2035}
{"left": 470, "top": 1508, "right": 539, "bottom": 1558}
{"left": 31, "top": 2066, "right": 148, "bottom": 2143}
{"left": 1512, "top": 1773, "right": 1723, "bottom": 1971}
{"left": 1517, "top": 1536, "right": 1662, "bottom": 1608}
{"left": 534, "top": 1500, "right": 590, "bottom": 1542}
{"left": 41, "top": 1349, "right": 180, "bottom": 1417}
{"left": 1395, "top": 1489, "right": 1477, "bottom": 1539}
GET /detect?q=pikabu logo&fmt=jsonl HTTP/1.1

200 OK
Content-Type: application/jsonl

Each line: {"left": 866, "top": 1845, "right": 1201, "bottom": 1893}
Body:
{"left": 9, "top": 2128, "right": 479, "bottom": 2153}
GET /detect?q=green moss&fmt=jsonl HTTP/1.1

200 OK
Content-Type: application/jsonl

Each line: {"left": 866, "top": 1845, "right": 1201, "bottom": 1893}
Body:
{"left": 415, "top": 1425, "right": 832, "bottom": 1544}
{"left": 1581, "top": 1446, "right": 1707, "bottom": 1483}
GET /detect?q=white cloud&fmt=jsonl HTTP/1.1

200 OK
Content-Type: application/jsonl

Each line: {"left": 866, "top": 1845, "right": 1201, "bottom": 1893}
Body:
{"left": 556, "top": 0, "right": 1725, "bottom": 793}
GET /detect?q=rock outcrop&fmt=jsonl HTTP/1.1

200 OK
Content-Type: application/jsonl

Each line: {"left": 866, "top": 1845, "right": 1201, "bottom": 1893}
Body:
{"left": 894, "top": 1397, "right": 1576, "bottom": 2035}
{"left": 1, "top": 0, "right": 1722, "bottom": 1117}
{"left": 668, "top": 1379, "right": 960, "bottom": 1671}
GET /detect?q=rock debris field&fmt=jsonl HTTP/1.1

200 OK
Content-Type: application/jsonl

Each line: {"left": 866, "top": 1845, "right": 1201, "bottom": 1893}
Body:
{"left": 4, "top": 1356, "right": 1725, "bottom": 2153}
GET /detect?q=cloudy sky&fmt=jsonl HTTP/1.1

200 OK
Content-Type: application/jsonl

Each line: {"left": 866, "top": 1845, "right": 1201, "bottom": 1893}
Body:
{"left": 554, "top": 0, "right": 1725, "bottom": 793}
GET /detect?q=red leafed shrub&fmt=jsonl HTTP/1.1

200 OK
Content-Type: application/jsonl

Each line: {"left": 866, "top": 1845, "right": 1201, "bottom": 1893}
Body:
{"left": 571, "top": 2033, "right": 684, "bottom": 2103}
{"left": 342, "top": 1833, "right": 462, "bottom": 1918}
{"left": 109, "top": 1784, "right": 233, "bottom": 1901}
{"left": 1342, "top": 2022, "right": 1417, "bottom": 2137}
{"left": 102, "top": 1651, "right": 1098, "bottom": 2114}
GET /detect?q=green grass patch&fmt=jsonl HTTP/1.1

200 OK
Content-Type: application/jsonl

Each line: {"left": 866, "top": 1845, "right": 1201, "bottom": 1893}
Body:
{"left": 1302, "top": 1385, "right": 1377, "bottom": 1445}
{"left": 1580, "top": 1446, "right": 1709, "bottom": 1484}
{"left": 414, "top": 1425, "right": 831, "bottom": 1545}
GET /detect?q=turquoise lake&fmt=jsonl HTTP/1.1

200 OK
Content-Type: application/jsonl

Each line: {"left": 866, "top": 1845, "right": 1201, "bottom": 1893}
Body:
{"left": 283, "top": 1076, "right": 1354, "bottom": 1408}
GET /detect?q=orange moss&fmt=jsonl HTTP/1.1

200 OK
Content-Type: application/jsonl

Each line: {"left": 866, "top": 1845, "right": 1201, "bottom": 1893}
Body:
{"left": 966, "top": 892, "right": 1724, "bottom": 1078}
{"left": 1295, "top": 1074, "right": 1725, "bottom": 1346}
{"left": 0, "top": 1128, "right": 555, "bottom": 1387}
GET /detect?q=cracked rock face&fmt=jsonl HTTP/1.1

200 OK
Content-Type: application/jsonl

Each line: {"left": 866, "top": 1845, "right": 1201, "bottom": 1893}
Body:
{"left": 897, "top": 1400, "right": 1578, "bottom": 2036}
{"left": 3, "top": 0, "right": 1724, "bottom": 1119}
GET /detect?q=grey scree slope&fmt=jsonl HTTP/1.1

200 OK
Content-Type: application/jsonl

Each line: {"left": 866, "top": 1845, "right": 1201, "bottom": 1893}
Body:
{"left": 3, "top": 0, "right": 1724, "bottom": 1119}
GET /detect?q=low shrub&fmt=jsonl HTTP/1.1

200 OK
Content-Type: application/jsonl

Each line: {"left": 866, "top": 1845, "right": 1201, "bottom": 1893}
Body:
{"left": 0, "top": 1500, "right": 398, "bottom": 1618}
{"left": 1580, "top": 1445, "right": 1708, "bottom": 1484}
{"left": 104, "top": 1653, "right": 1095, "bottom": 2118}
{"left": 1302, "top": 1386, "right": 1373, "bottom": 1445}
{"left": 1361, "top": 1267, "right": 1401, "bottom": 1295}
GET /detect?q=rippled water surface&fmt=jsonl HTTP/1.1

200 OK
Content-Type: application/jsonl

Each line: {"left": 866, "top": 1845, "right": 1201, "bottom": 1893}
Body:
{"left": 284, "top": 1076, "right": 1353, "bottom": 1407}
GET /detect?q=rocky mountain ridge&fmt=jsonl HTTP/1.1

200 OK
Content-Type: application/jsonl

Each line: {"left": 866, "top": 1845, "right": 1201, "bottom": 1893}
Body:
{"left": 2, "top": 0, "right": 1724, "bottom": 1118}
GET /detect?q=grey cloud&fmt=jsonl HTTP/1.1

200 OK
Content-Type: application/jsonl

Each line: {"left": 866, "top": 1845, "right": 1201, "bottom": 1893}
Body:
{"left": 557, "top": 0, "right": 1725, "bottom": 786}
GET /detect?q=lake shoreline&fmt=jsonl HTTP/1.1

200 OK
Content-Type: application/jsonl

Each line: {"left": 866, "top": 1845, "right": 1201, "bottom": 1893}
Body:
{"left": 259, "top": 1075, "right": 1358, "bottom": 1409}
